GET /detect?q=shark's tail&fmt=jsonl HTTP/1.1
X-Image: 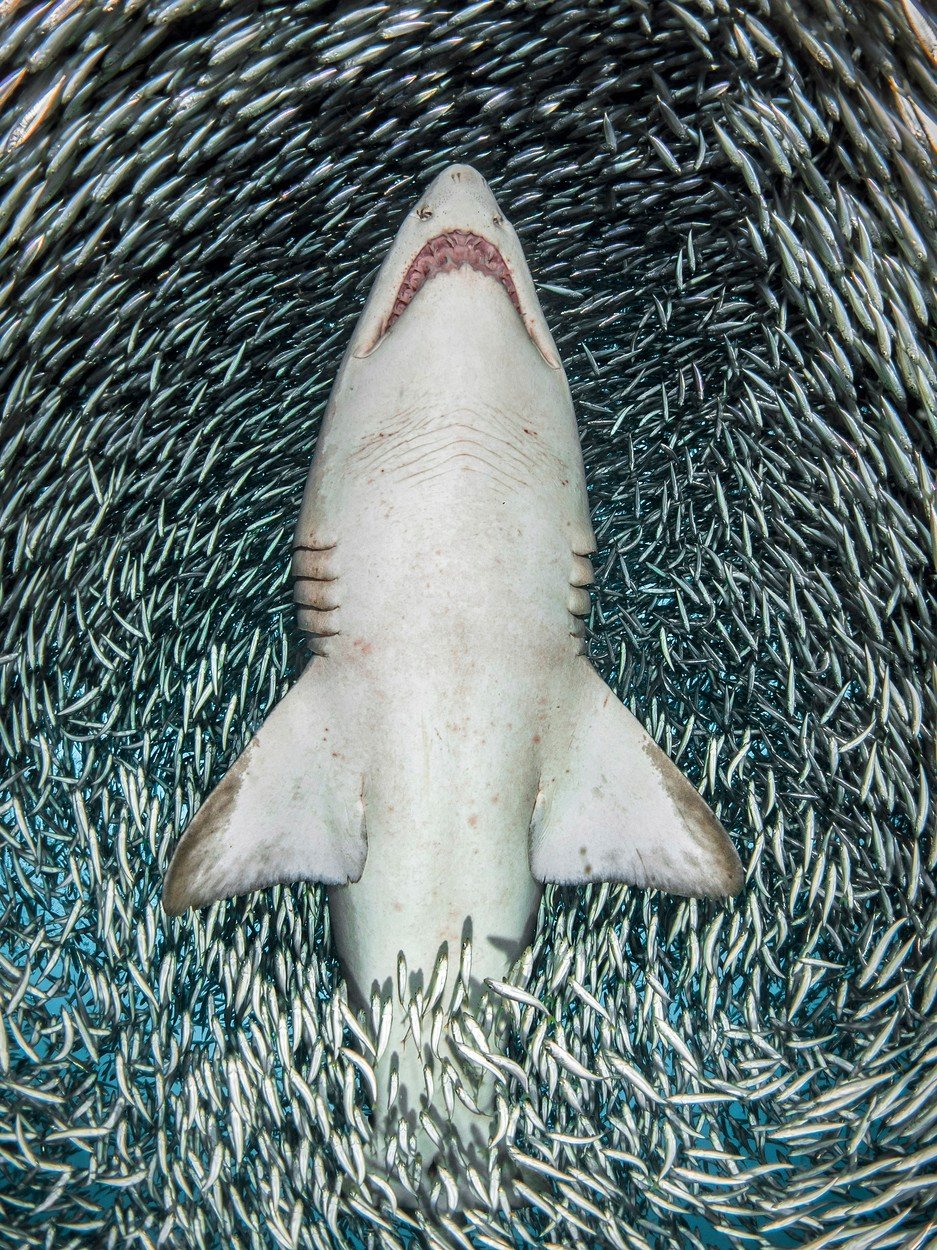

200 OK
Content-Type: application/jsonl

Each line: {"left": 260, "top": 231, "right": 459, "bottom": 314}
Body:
{"left": 365, "top": 1008, "right": 501, "bottom": 1209}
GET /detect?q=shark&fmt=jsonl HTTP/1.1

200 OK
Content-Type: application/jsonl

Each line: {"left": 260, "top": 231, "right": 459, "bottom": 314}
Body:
{"left": 163, "top": 163, "right": 743, "bottom": 1199}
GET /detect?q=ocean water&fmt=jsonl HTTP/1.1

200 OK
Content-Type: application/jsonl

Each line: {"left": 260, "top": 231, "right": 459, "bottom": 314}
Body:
{"left": 0, "top": 1, "right": 935, "bottom": 1248}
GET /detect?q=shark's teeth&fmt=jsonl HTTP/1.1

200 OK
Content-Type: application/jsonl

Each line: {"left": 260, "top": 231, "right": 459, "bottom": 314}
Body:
{"left": 384, "top": 230, "right": 522, "bottom": 335}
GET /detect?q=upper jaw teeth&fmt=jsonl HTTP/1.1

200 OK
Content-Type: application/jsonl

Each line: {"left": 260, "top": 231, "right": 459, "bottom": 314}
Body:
{"left": 383, "top": 230, "right": 522, "bottom": 334}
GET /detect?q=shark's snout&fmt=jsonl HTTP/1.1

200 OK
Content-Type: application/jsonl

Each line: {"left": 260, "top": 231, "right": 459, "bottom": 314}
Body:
{"left": 351, "top": 164, "right": 561, "bottom": 367}
{"left": 413, "top": 163, "right": 503, "bottom": 221}
{"left": 385, "top": 165, "right": 520, "bottom": 338}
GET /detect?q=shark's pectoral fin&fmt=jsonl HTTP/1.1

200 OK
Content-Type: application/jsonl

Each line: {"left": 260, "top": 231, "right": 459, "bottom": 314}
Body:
{"left": 163, "top": 664, "right": 366, "bottom": 914}
{"left": 531, "top": 661, "right": 744, "bottom": 898}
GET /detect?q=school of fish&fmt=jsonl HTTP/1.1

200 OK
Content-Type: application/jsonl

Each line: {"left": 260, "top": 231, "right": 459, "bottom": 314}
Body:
{"left": 0, "top": 1, "right": 935, "bottom": 1248}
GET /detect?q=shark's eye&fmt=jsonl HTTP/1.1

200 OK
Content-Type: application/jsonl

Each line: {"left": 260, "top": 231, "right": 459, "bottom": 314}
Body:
{"left": 493, "top": 215, "right": 503, "bottom": 226}
{"left": 417, "top": 206, "right": 433, "bottom": 220}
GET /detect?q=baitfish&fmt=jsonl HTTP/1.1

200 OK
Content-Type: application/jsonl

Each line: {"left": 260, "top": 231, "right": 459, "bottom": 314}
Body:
{"left": 163, "top": 163, "right": 742, "bottom": 1189}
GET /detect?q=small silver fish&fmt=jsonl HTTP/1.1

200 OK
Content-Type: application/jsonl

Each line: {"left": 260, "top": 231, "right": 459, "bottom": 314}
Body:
{"left": 1, "top": 0, "right": 936, "bottom": 1243}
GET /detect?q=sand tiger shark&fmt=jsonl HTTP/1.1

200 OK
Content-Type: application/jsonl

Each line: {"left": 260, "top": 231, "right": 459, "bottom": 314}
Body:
{"left": 164, "top": 163, "right": 743, "bottom": 1195}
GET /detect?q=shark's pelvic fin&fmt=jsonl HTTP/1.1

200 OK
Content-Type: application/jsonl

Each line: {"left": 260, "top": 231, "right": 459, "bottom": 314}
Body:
{"left": 531, "top": 661, "right": 744, "bottom": 897}
{"left": 163, "top": 665, "right": 366, "bottom": 915}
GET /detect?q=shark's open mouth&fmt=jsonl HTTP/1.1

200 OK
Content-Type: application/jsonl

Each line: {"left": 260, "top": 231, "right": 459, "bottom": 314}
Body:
{"left": 384, "top": 230, "right": 522, "bottom": 334}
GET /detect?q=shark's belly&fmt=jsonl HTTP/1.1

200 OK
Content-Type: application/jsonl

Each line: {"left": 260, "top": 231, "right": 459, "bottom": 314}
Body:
{"left": 304, "top": 437, "right": 585, "bottom": 1004}
{"left": 327, "top": 688, "right": 545, "bottom": 1009}
{"left": 295, "top": 409, "right": 592, "bottom": 663}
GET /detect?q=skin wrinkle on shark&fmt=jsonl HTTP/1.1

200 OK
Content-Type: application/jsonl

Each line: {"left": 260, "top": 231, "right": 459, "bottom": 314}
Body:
{"left": 163, "top": 163, "right": 743, "bottom": 1204}
{"left": 354, "top": 411, "right": 554, "bottom": 489}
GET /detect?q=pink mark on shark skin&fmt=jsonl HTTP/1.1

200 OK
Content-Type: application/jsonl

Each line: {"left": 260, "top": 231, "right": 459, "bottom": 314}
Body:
{"left": 384, "top": 230, "right": 522, "bottom": 335}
